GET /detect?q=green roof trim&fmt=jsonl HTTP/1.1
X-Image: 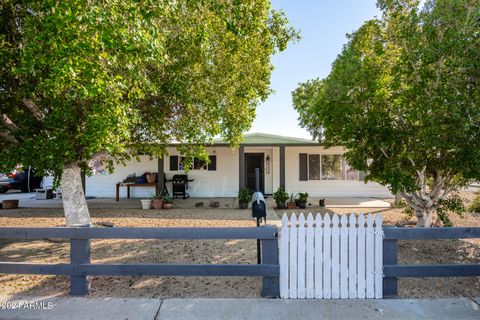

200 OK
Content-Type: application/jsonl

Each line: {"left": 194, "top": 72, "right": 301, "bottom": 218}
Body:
{"left": 213, "top": 132, "right": 318, "bottom": 145}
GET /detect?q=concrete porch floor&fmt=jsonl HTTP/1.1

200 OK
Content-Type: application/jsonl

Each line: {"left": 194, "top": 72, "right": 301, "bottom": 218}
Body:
{"left": 0, "top": 191, "right": 392, "bottom": 210}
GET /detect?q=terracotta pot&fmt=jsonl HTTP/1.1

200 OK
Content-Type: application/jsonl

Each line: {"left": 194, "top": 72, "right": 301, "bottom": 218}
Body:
{"left": 146, "top": 173, "right": 157, "bottom": 184}
{"left": 152, "top": 199, "right": 163, "bottom": 210}
{"left": 163, "top": 203, "right": 172, "bottom": 209}
{"left": 2, "top": 199, "right": 19, "bottom": 209}
{"left": 287, "top": 202, "right": 296, "bottom": 209}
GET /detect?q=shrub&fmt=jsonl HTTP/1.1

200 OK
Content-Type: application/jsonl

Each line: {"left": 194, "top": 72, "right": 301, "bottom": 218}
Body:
{"left": 468, "top": 195, "right": 480, "bottom": 213}
{"left": 238, "top": 188, "right": 252, "bottom": 203}
{"left": 298, "top": 192, "right": 309, "bottom": 203}
{"left": 273, "top": 187, "right": 288, "bottom": 204}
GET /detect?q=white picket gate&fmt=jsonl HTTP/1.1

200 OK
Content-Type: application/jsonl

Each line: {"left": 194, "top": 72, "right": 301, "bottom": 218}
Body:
{"left": 279, "top": 212, "right": 383, "bottom": 299}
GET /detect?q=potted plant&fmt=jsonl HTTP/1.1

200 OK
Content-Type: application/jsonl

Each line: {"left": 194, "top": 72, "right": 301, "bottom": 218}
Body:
{"left": 162, "top": 196, "right": 173, "bottom": 209}
{"left": 145, "top": 172, "right": 157, "bottom": 184}
{"left": 238, "top": 188, "right": 251, "bottom": 209}
{"left": 297, "top": 192, "right": 309, "bottom": 209}
{"left": 151, "top": 193, "right": 164, "bottom": 210}
{"left": 273, "top": 187, "right": 288, "bottom": 209}
{"left": 141, "top": 198, "right": 152, "bottom": 210}
{"left": 287, "top": 191, "right": 298, "bottom": 209}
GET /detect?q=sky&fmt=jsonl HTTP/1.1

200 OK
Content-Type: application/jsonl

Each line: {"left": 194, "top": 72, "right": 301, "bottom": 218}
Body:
{"left": 247, "top": 0, "right": 382, "bottom": 139}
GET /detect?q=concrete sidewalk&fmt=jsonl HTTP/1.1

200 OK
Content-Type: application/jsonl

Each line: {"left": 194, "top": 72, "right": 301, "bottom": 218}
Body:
{"left": 1, "top": 296, "right": 479, "bottom": 320}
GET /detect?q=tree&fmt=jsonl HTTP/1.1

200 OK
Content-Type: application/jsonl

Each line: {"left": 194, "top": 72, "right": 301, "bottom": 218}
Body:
{"left": 0, "top": 0, "right": 299, "bottom": 225}
{"left": 293, "top": 0, "right": 480, "bottom": 227}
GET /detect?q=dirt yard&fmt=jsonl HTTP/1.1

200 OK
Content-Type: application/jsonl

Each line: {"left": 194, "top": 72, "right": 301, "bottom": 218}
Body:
{"left": 0, "top": 208, "right": 261, "bottom": 298}
{"left": 1, "top": 190, "right": 479, "bottom": 299}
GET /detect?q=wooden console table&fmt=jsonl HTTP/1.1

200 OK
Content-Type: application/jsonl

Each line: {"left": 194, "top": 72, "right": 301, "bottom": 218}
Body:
{"left": 115, "top": 183, "right": 158, "bottom": 201}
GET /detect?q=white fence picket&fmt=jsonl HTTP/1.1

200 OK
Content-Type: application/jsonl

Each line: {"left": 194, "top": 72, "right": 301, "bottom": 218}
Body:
{"left": 357, "top": 214, "right": 366, "bottom": 299}
{"left": 323, "top": 214, "right": 332, "bottom": 299}
{"left": 365, "top": 214, "right": 375, "bottom": 298}
{"left": 305, "top": 213, "right": 315, "bottom": 298}
{"left": 331, "top": 214, "right": 340, "bottom": 298}
{"left": 374, "top": 214, "right": 383, "bottom": 299}
{"left": 314, "top": 214, "right": 323, "bottom": 299}
{"left": 340, "top": 214, "right": 348, "bottom": 298}
{"left": 280, "top": 214, "right": 290, "bottom": 298}
{"left": 289, "top": 214, "right": 298, "bottom": 299}
{"left": 279, "top": 212, "right": 383, "bottom": 300}
{"left": 348, "top": 214, "right": 358, "bottom": 299}
{"left": 297, "top": 214, "right": 306, "bottom": 299}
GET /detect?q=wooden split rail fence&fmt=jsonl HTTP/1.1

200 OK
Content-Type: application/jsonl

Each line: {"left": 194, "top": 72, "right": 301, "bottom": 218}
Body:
{"left": 1, "top": 217, "right": 480, "bottom": 299}
{"left": 0, "top": 226, "right": 280, "bottom": 297}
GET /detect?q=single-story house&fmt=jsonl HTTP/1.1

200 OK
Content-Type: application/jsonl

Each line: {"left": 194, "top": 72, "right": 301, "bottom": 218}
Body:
{"left": 83, "top": 133, "right": 392, "bottom": 199}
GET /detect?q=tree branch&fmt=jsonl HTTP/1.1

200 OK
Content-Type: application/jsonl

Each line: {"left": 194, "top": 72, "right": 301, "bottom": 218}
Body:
{"left": 22, "top": 98, "right": 45, "bottom": 121}
{"left": 0, "top": 131, "right": 18, "bottom": 143}
{"left": 1, "top": 114, "right": 19, "bottom": 131}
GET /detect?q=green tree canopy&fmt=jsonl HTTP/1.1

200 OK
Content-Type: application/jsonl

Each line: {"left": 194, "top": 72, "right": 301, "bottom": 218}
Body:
{"left": 1, "top": 0, "right": 299, "bottom": 225}
{"left": 293, "top": 0, "right": 479, "bottom": 226}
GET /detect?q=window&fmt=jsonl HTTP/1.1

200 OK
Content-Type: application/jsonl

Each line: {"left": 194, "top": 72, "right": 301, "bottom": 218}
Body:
{"left": 308, "top": 155, "right": 320, "bottom": 180}
{"left": 321, "top": 155, "right": 342, "bottom": 180}
{"left": 193, "top": 158, "right": 207, "bottom": 170}
{"left": 299, "top": 153, "right": 354, "bottom": 181}
{"left": 170, "top": 155, "right": 216, "bottom": 171}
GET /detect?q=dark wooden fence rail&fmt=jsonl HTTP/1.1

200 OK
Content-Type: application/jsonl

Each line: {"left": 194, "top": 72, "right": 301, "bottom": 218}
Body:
{"left": 383, "top": 227, "right": 480, "bottom": 297}
{"left": 0, "top": 226, "right": 280, "bottom": 297}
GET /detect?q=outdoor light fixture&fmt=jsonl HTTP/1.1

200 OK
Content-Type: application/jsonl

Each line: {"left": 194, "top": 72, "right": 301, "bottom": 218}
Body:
{"left": 266, "top": 155, "right": 270, "bottom": 174}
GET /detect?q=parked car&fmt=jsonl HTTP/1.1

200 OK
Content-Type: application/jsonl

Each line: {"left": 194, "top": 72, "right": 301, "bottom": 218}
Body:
{"left": 2, "top": 168, "right": 43, "bottom": 192}
{"left": 0, "top": 173, "right": 11, "bottom": 193}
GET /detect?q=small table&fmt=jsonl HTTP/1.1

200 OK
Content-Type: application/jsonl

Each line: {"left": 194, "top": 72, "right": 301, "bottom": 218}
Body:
{"left": 116, "top": 183, "right": 158, "bottom": 201}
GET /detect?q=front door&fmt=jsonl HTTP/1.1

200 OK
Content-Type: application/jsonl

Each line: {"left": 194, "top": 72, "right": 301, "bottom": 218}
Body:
{"left": 245, "top": 153, "right": 264, "bottom": 193}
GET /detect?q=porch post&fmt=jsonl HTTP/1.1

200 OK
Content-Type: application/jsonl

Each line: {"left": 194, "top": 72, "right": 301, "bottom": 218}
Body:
{"left": 239, "top": 146, "right": 245, "bottom": 191}
{"left": 157, "top": 157, "right": 164, "bottom": 195}
{"left": 279, "top": 145, "right": 285, "bottom": 190}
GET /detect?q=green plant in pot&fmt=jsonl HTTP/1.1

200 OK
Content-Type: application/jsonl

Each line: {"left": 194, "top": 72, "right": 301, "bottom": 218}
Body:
{"left": 150, "top": 193, "right": 163, "bottom": 210}
{"left": 162, "top": 196, "right": 173, "bottom": 209}
{"left": 238, "top": 188, "right": 252, "bottom": 209}
{"left": 287, "top": 191, "right": 298, "bottom": 209}
{"left": 273, "top": 187, "right": 288, "bottom": 209}
{"left": 297, "top": 192, "right": 309, "bottom": 209}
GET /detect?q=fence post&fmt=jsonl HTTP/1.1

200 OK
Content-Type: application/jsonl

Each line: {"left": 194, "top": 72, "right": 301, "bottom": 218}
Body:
{"left": 383, "top": 231, "right": 398, "bottom": 297}
{"left": 70, "top": 228, "right": 91, "bottom": 296}
{"left": 261, "top": 233, "right": 280, "bottom": 298}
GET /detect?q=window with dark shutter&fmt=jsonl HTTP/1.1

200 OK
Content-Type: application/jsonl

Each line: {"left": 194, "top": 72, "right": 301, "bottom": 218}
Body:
{"left": 208, "top": 155, "right": 217, "bottom": 171}
{"left": 299, "top": 153, "right": 308, "bottom": 181}
{"left": 170, "top": 156, "right": 178, "bottom": 171}
{"left": 308, "top": 154, "right": 320, "bottom": 180}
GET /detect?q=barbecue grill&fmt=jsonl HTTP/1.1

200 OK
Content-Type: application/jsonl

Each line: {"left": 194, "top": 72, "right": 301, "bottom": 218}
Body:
{"left": 172, "top": 174, "right": 190, "bottom": 199}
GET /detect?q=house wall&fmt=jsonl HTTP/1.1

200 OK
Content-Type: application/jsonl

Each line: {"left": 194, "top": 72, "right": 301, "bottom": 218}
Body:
{"left": 83, "top": 145, "right": 392, "bottom": 198}
{"left": 163, "top": 146, "right": 239, "bottom": 197}
{"left": 86, "top": 155, "right": 158, "bottom": 198}
{"left": 284, "top": 146, "right": 392, "bottom": 198}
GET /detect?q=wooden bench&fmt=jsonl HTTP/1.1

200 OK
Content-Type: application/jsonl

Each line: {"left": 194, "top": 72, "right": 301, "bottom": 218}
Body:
{"left": 115, "top": 183, "right": 158, "bottom": 201}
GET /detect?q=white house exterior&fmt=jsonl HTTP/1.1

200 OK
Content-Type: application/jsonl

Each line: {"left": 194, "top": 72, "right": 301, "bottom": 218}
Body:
{"left": 84, "top": 133, "right": 392, "bottom": 198}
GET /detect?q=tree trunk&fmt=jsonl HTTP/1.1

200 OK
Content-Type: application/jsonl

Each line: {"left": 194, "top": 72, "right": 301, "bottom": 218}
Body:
{"left": 394, "top": 192, "right": 402, "bottom": 207}
{"left": 415, "top": 208, "right": 433, "bottom": 227}
{"left": 61, "top": 163, "right": 91, "bottom": 226}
